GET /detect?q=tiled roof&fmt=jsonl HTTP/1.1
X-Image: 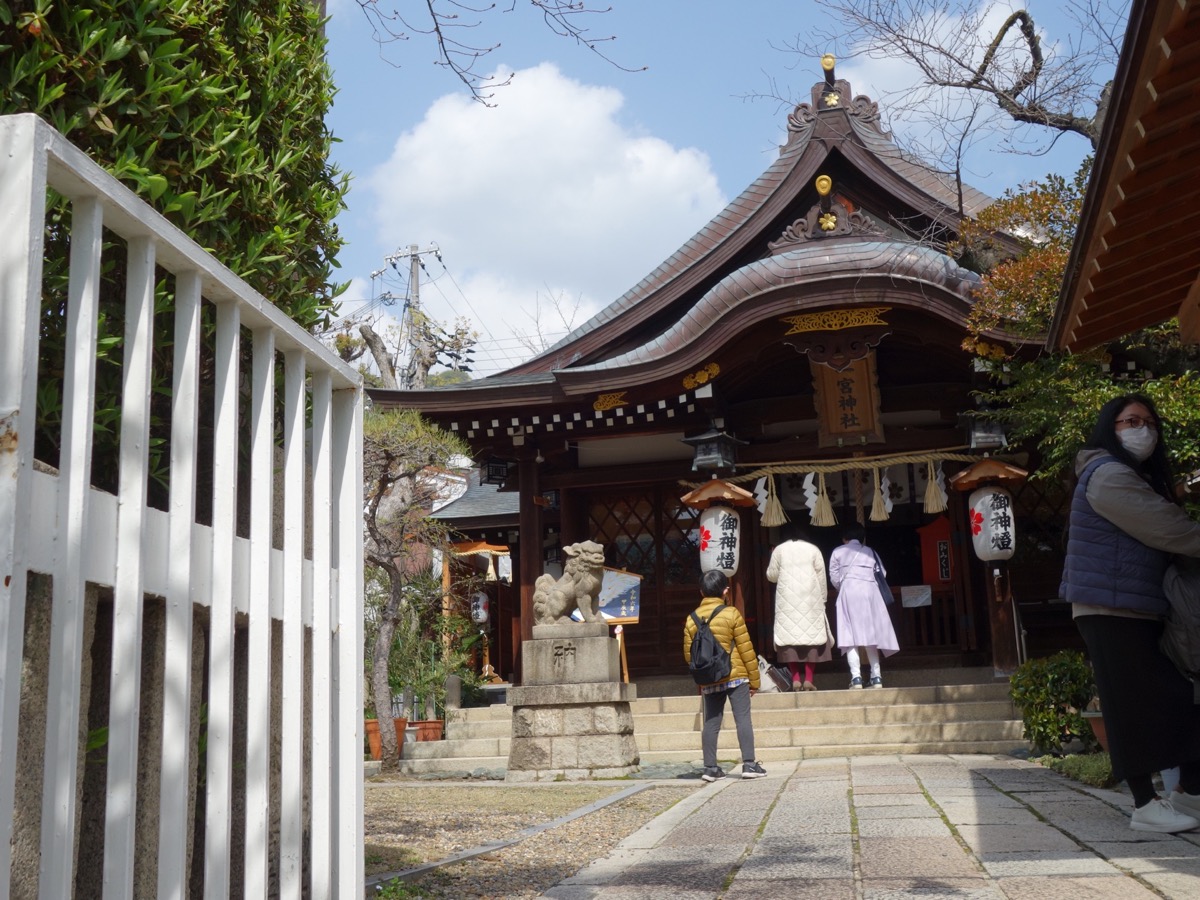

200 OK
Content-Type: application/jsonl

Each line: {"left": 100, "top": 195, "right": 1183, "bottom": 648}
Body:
{"left": 430, "top": 472, "right": 519, "bottom": 522}
{"left": 522, "top": 140, "right": 810, "bottom": 366}
{"left": 565, "top": 241, "right": 980, "bottom": 372}
{"left": 512, "top": 79, "right": 993, "bottom": 375}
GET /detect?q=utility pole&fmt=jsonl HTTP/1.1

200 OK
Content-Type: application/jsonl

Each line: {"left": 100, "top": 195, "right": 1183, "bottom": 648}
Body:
{"left": 384, "top": 243, "right": 442, "bottom": 389}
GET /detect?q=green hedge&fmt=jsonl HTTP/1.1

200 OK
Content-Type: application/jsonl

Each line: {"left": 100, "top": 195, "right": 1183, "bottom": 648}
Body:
{"left": 2, "top": 1, "right": 349, "bottom": 495}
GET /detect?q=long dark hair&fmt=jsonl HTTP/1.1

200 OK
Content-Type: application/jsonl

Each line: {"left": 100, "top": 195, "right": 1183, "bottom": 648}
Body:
{"left": 1084, "top": 393, "right": 1176, "bottom": 503}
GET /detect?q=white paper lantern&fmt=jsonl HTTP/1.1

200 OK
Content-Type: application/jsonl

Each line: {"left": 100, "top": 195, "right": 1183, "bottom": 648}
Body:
{"left": 968, "top": 487, "right": 1016, "bottom": 561}
{"left": 699, "top": 506, "right": 741, "bottom": 575}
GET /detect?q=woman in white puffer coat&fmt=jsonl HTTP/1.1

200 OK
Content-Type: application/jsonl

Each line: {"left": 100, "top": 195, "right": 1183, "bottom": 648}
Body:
{"left": 766, "top": 528, "right": 834, "bottom": 691}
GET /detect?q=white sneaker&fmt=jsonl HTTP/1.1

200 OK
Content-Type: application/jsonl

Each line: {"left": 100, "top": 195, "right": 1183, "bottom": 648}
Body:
{"left": 1130, "top": 797, "right": 1200, "bottom": 833}
{"left": 1170, "top": 790, "right": 1200, "bottom": 820}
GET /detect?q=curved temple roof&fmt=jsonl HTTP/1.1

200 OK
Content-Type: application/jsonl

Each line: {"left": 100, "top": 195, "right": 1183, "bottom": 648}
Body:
{"left": 371, "top": 60, "right": 994, "bottom": 417}
{"left": 504, "top": 70, "right": 992, "bottom": 378}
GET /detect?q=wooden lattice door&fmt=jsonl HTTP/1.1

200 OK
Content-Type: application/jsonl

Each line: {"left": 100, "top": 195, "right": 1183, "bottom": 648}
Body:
{"left": 588, "top": 487, "right": 702, "bottom": 676}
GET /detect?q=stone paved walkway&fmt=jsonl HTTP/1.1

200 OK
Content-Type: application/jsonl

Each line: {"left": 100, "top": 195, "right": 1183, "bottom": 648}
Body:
{"left": 543, "top": 755, "right": 1200, "bottom": 899}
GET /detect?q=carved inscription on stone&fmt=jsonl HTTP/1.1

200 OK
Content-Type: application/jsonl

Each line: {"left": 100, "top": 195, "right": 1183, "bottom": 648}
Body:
{"left": 552, "top": 641, "right": 577, "bottom": 672}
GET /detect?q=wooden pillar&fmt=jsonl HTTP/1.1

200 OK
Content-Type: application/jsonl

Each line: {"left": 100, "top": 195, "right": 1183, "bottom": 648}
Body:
{"left": 985, "top": 560, "right": 1020, "bottom": 676}
{"left": 948, "top": 495, "right": 977, "bottom": 652}
{"left": 517, "top": 456, "right": 541, "bottom": 652}
{"left": 441, "top": 552, "right": 453, "bottom": 657}
{"left": 558, "top": 487, "right": 582, "bottom": 547}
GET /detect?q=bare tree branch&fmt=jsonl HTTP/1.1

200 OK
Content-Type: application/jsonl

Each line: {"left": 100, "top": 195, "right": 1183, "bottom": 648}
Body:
{"left": 352, "top": 0, "right": 645, "bottom": 105}
{"left": 799, "top": 0, "right": 1126, "bottom": 149}
{"left": 511, "top": 289, "right": 584, "bottom": 354}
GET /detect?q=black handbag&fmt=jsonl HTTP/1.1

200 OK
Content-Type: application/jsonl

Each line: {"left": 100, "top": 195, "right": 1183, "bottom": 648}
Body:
{"left": 872, "top": 550, "right": 894, "bottom": 606}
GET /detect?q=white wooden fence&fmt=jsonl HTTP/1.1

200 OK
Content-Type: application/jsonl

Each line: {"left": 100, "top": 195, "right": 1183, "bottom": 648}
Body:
{"left": 0, "top": 113, "right": 364, "bottom": 898}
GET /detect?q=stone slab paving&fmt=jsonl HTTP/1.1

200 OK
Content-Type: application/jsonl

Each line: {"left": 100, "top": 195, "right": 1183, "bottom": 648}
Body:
{"left": 542, "top": 754, "right": 1200, "bottom": 899}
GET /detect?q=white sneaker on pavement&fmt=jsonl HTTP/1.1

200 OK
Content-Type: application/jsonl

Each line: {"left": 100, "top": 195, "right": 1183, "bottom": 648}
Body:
{"left": 1169, "top": 789, "right": 1200, "bottom": 820}
{"left": 1130, "top": 797, "right": 1200, "bottom": 833}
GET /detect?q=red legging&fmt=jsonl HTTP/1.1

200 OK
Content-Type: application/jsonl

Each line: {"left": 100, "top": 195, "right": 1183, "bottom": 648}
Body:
{"left": 787, "top": 662, "right": 815, "bottom": 684}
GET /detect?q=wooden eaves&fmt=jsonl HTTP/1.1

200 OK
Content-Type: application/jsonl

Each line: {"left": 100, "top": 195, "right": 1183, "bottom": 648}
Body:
{"left": 1048, "top": 0, "right": 1200, "bottom": 351}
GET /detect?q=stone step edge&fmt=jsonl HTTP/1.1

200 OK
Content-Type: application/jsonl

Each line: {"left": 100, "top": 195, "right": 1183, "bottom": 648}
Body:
{"left": 408, "top": 719, "right": 1024, "bottom": 759}
{"left": 390, "top": 740, "right": 1030, "bottom": 775}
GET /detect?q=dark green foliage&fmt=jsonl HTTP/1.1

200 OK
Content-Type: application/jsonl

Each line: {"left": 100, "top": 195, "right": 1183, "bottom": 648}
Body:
{"left": 1009, "top": 650, "right": 1099, "bottom": 756}
{"left": 2, "top": 0, "right": 348, "bottom": 320}
{"left": 3, "top": 1, "right": 349, "bottom": 496}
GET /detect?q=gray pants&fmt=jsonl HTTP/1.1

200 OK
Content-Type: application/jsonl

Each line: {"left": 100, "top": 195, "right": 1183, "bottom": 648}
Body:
{"left": 702, "top": 682, "right": 755, "bottom": 767}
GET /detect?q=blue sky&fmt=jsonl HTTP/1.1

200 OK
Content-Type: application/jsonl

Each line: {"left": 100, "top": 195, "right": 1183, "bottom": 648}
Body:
{"left": 321, "top": 1, "right": 1104, "bottom": 378}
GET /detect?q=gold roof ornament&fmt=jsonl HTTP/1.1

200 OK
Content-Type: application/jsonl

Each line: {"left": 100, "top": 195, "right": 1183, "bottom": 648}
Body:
{"left": 815, "top": 174, "right": 833, "bottom": 196}
{"left": 821, "top": 53, "right": 836, "bottom": 72}
{"left": 592, "top": 391, "right": 627, "bottom": 412}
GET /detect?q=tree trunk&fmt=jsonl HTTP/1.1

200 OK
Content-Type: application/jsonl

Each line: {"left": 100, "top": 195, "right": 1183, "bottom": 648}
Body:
{"left": 360, "top": 324, "right": 400, "bottom": 389}
{"left": 371, "top": 618, "right": 399, "bottom": 770}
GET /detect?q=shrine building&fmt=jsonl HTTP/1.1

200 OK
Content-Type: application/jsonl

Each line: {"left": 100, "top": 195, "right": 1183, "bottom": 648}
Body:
{"left": 370, "top": 57, "right": 1073, "bottom": 685}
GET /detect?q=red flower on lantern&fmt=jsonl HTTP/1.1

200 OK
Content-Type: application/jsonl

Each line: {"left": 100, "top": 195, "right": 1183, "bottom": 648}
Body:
{"left": 699, "top": 525, "right": 712, "bottom": 551}
{"left": 969, "top": 508, "right": 983, "bottom": 535}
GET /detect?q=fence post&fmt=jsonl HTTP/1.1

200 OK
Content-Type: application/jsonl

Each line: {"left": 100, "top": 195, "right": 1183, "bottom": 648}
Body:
{"left": 309, "top": 371, "right": 334, "bottom": 895}
{"left": 104, "top": 234, "right": 157, "bottom": 895}
{"left": 39, "top": 194, "right": 104, "bottom": 900}
{"left": 332, "top": 386, "right": 364, "bottom": 896}
{"left": 157, "top": 270, "right": 202, "bottom": 899}
{"left": 279, "top": 350, "right": 307, "bottom": 899}
{"left": 204, "top": 299, "right": 241, "bottom": 899}
{"left": 0, "top": 111, "right": 49, "bottom": 900}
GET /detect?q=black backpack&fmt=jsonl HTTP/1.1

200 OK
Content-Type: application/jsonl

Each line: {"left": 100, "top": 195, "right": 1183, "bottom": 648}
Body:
{"left": 688, "top": 604, "right": 732, "bottom": 685}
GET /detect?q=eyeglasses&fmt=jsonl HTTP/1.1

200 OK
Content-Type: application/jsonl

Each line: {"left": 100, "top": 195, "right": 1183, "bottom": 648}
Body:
{"left": 1115, "top": 415, "right": 1157, "bottom": 429}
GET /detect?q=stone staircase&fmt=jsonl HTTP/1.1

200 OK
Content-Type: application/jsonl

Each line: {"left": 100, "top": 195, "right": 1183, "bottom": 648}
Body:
{"left": 396, "top": 667, "right": 1025, "bottom": 776}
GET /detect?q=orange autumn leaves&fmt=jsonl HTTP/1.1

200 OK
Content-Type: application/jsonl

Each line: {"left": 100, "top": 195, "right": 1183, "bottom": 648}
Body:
{"left": 954, "top": 161, "right": 1091, "bottom": 357}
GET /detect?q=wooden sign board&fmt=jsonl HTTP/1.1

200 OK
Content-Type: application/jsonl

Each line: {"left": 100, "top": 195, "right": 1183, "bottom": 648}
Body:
{"left": 811, "top": 354, "right": 885, "bottom": 448}
{"left": 570, "top": 567, "right": 642, "bottom": 625}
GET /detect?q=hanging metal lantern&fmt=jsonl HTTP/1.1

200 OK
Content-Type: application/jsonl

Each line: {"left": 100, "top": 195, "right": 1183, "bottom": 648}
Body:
{"left": 968, "top": 486, "right": 1016, "bottom": 561}
{"left": 681, "top": 428, "right": 747, "bottom": 472}
{"left": 699, "top": 505, "right": 741, "bottom": 575}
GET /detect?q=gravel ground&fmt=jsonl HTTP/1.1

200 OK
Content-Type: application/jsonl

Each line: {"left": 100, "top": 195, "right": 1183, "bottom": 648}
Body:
{"left": 364, "top": 780, "right": 699, "bottom": 898}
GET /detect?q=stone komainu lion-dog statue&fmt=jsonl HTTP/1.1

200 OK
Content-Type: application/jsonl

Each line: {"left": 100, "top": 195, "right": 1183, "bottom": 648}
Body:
{"left": 533, "top": 540, "right": 606, "bottom": 625}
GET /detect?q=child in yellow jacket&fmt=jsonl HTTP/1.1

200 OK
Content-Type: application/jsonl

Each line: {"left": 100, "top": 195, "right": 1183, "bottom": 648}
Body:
{"left": 683, "top": 569, "right": 767, "bottom": 781}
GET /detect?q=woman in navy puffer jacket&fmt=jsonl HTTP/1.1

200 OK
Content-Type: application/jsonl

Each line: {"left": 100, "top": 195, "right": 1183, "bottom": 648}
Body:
{"left": 1063, "top": 394, "right": 1200, "bottom": 833}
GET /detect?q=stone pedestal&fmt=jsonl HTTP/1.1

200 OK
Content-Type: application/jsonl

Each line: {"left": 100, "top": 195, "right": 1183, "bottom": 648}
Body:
{"left": 506, "top": 623, "right": 640, "bottom": 781}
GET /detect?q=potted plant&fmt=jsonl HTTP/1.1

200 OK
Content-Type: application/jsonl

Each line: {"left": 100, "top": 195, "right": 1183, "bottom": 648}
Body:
{"left": 386, "top": 582, "right": 484, "bottom": 745}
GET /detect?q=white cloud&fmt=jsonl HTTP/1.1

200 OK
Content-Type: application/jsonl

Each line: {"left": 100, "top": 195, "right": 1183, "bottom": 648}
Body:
{"left": 363, "top": 62, "right": 726, "bottom": 376}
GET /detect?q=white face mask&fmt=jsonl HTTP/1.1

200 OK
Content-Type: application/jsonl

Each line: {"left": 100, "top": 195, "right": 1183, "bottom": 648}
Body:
{"left": 1118, "top": 426, "right": 1157, "bottom": 461}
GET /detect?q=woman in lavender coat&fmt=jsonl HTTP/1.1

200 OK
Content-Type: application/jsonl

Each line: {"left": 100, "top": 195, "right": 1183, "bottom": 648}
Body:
{"left": 829, "top": 523, "right": 899, "bottom": 689}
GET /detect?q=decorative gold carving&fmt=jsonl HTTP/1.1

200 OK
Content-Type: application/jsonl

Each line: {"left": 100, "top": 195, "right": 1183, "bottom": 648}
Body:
{"left": 768, "top": 199, "right": 880, "bottom": 249}
{"left": 815, "top": 175, "right": 832, "bottom": 196}
{"left": 781, "top": 308, "right": 891, "bottom": 335}
{"left": 786, "top": 326, "right": 892, "bottom": 372}
{"left": 682, "top": 362, "right": 720, "bottom": 390}
{"left": 823, "top": 92, "right": 841, "bottom": 107}
{"left": 821, "top": 53, "right": 836, "bottom": 71}
{"left": 593, "top": 391, "right": 627, "bottom": 411}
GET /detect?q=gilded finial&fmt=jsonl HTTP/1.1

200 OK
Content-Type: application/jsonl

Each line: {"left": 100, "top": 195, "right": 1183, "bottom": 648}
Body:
{"left": 821, "top": 54, "right": 836, "bottom": 72}
{"left": 815, "top": 175, "right": 833, "bottom": 196}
